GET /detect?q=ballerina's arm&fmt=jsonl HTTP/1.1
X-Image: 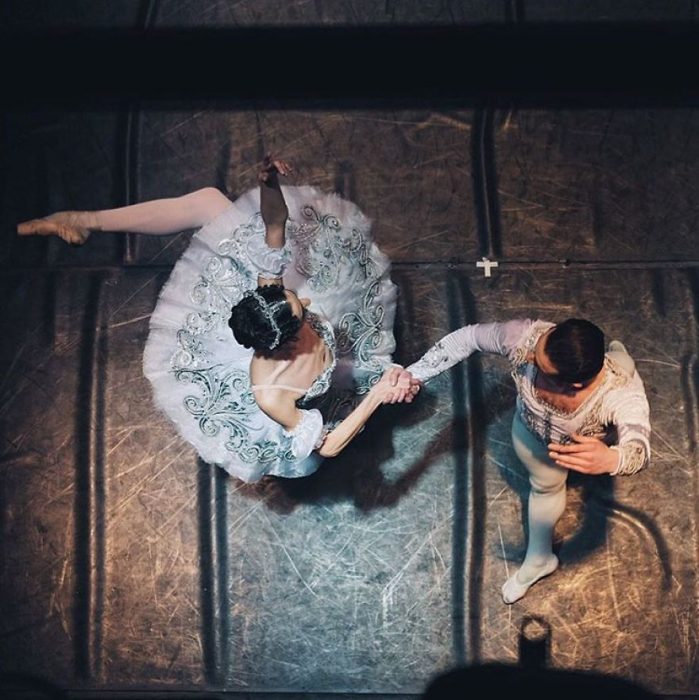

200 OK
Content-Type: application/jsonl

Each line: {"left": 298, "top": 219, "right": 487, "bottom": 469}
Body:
{"left": 315, "top": 388, "right": 386, "bottom": 458}
{"left": 257, "top": 156, "right": 293, "bottom": 288}
{"left": 255, "top": 367, "right": 405, "bottom": 459}
{"left": 253, "top": 389, "right": 325, "bottom": 459}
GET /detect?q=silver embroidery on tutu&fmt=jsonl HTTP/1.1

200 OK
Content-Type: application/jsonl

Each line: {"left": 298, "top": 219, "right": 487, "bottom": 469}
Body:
{"left": 143, "top": 185, "right": 397, "bottom": 482}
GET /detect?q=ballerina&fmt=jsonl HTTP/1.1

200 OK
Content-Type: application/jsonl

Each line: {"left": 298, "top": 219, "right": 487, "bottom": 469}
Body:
{"left": 18, "top": 156, "right": 419, "bottom": 482}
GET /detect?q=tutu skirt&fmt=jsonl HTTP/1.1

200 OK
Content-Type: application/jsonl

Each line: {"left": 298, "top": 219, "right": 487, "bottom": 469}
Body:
{"left": 143, "top": 186, "right": 397, "bottom": 482}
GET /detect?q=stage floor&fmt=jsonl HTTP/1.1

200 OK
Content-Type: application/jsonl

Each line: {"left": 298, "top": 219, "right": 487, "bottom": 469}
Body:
{"left": 2, "top": 86, "right": 698, "bottom": 700}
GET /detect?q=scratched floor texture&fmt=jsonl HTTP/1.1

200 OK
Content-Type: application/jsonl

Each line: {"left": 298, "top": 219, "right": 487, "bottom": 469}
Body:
{"left": 2, "top": 3, "right": 699, "bottom": 700}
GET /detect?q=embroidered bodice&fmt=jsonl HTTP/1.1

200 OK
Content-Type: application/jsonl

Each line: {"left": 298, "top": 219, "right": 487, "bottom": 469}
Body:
{"left": 297, "top": 311, "right": 337, "bottom": 406}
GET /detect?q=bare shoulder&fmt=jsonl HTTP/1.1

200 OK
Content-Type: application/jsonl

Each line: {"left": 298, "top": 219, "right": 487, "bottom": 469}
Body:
{"left": 253, "top": 386, "right": 294, "bottom": 413}
{"left": 253, "top": 387, "right": 300, "bottom": 430}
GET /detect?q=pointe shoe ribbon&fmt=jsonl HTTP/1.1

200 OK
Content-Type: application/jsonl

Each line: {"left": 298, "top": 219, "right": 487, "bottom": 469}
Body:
{"left": 501, "top": 555, "right": 559, "bottom": 605}
{"left": 18, "top": 211, "right": 92, "bottom": 245}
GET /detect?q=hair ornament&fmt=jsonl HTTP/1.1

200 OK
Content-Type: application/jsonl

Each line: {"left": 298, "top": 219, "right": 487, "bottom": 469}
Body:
{"left": 243, "top": 289, "right": 282, "bottom": 349}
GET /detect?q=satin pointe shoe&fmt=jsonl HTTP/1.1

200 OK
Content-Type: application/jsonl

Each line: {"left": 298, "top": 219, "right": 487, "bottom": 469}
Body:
{"left": 18, "top": 211, "right": 93, "bottom": 245}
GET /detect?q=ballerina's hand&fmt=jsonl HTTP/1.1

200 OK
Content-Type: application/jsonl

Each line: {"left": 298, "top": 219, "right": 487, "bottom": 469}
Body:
{"left": 374, "top": 366, "right": 422, "bottom": 405}
{"left": 258, "top": 154, "right": 294, "bottom": 183}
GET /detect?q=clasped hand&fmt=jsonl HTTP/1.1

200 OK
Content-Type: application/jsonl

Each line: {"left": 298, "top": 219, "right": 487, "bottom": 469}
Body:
{"left": 372, "top": 366, "right": 422, "bottom": 404}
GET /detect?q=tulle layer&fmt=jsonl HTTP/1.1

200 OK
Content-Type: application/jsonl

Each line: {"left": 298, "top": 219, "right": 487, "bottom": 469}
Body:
{"left": 143, "top": 186, "right": 397, "bottom": 482}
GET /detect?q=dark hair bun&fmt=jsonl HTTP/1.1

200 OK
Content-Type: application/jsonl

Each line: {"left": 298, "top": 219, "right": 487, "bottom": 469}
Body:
{"left": 228, "top": 285, "right": 302, "bottom": 355}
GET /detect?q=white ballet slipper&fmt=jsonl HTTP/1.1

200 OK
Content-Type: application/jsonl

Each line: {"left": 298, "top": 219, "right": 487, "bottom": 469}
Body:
{"left": 501, "top": 554, "right": 559, "bottom": 605}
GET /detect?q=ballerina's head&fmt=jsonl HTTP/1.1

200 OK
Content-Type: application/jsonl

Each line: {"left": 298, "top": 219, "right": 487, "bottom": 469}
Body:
{"left": 229, "top": 284, "right": 311, "bottom": 355}
{"left": 527, "top": 318, "right": 605, "bottom": 388}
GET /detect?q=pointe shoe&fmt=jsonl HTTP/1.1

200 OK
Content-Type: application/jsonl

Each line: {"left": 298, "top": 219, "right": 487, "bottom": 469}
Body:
{"left": 501, "top": 554, "right": 559, "bottom": 605}
{"left": 18, "top": 211, "right": 92, "bottom": 245}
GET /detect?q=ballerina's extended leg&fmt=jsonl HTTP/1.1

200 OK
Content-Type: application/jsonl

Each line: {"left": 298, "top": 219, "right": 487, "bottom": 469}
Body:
{"left": 18, "top": 211, "right": 96, "bottom": 245}
{"left": 17, "top": 187, "right": 232, "bottom": 245}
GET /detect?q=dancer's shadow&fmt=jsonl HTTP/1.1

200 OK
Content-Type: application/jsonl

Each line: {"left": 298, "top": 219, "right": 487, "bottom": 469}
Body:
{"left": 558, "top": 471, "right": 614, "bottom": 564}
{"left": 232, "top": 272, "right": 453, "bottom": 513}
{"left": 232, "top": 386, "right": 443, "bottom": 514}
{"left": 564, "top": 473, "right": 671, "bottom": 589}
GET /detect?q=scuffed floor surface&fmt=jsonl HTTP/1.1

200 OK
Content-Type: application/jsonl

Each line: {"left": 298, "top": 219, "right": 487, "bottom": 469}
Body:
{"left": 2, "top": 106, "right": 698, "bottom": 697}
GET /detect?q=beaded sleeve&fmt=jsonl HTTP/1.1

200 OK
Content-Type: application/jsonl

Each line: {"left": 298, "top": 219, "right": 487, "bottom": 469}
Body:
{"left": 603, "top": 372, "right": 651, "bottom": 476}
{"left": 406, "top": 320, "right": 535, "bottom": 383}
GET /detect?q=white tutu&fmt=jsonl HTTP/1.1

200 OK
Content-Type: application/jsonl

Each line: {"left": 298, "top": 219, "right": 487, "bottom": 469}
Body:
{"left": 143, "top": 186, "right": 397, "bottom": 482}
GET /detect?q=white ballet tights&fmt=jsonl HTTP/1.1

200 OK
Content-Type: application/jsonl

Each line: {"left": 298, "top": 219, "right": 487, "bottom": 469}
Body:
{"left": 503, "top": 412, "right": 567, "bottom": 603}
{"left": 88, "top": 187, "right": 232, "bottom": 234}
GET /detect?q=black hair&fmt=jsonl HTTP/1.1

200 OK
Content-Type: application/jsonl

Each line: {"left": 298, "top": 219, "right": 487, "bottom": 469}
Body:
{"left": 544, "top": 318, "right": 605, "bottom": 384}
{"left": 228, "top": 285, "right": 302, "bottom": 355}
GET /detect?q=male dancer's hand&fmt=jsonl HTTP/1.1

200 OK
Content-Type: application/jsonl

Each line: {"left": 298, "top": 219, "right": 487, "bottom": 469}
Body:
{"left": 548, "top": 434, "right": 619, "bottom": 474}
{"left": 380, "top": 366, "right": 421, "bottom": 404}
